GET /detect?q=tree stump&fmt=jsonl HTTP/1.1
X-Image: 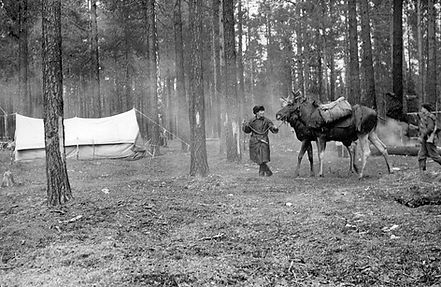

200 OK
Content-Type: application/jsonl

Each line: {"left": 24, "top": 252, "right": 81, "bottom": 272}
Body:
{"left": 1, "top": 170, "right": 15, "bottom": 187}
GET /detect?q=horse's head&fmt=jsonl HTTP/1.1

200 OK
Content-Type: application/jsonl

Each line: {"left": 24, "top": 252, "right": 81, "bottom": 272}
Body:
{"left": 276, "top": 90, "right": 306, "bottom": 122}
{"left": 276, "top": 91, "right": 304, "bottom": 122}
{"left": 279, "top": 90, "right": 304, "bottom": 107}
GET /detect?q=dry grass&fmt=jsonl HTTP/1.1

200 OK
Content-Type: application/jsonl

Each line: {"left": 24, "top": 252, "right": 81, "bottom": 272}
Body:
{"left": 0, "top": 136, "right": 440, "bottom": 286}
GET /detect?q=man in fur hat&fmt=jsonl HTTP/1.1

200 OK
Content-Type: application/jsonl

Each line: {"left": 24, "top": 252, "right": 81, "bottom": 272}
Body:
{"left": 418, "top": 103, "right": 441, "bottom": 171}
{"left": 242, "top": 105, "right": 279, "bottom": 176}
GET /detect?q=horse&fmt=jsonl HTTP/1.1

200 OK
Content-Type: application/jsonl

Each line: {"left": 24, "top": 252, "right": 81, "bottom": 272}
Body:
{"left": 281, "top": 107, "right": 316, "bottom": 177}
{"left": 276, "top": 93, "right": 392, "bottom": 178}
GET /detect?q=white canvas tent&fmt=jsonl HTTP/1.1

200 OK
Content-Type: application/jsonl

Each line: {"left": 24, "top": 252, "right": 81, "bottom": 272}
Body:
{"left": 14, "top": 108, "right": 146, "bottom": 161}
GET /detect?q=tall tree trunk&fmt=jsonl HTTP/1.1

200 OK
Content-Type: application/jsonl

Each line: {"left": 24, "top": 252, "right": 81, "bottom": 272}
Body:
{"left": 141, "top": 1, "right": 151, "bottom": 137}
{"left": 211, "top": 0, "right": 222, "bottom": 140}
{"left": 147, "top": 0, "right": 160, "bottom": 155}
{"left": 317, "top": 29, "right": 323, "bottom": 102}
{"left": 265, "top": 3, "right": 276, "bottom": 105}
{"left": 328, "top": 1, "right": 335, "bottom": 101}
{"left": 391, "top": 0, "right": 404, "bottom": 120}
{"left": 426, "top": 0, "right": 437, "bottom": 106}
{"left": 223, "top": 0, "right": 240, "bottom": 161}
{"left": 344, "top": 5, "right": 350, "bottom": 98}
{"left": 360, "top": 0, "right": 376, "bottom": 109}
{"left": 295, "top": 4, "right": 305, "bottom": 95}
{"left": 188, "top": 0, "right": 209, "bottom": 176}
{"left": 281, "top": 35, "right": 292, "bottom": 99}
{"left": 89, "top": 0, "right": 101, "bottom": 117}
{"left": 19, "top": 0, "right": 31, "bottom": 116}
{"left": 417, "top": 0, "right": 424, "bottom": 104}
{"left": 218, "top": 0, "right": 226, "bottom": 154}
{"left": 237, "top": 0, "right": 245, "bottom": 155}
{"left": 348, "top": 0, "right": 361, "bottom": 104}
{"left": 174, "top": 0, "right": 189, "bottom": 151}
{"left": 42, "top": 0, "right": 72, "bottom": 206}
{"left": 166, "top": 73, "right": 174, "bottom": 140}
{"left": 247, "top": 3, "right": 255, "bottom": 106}
{"left": 237, "top": 0, "right": 245, "bottom": 119}
{"left": 123, "top": 27, "right": 131, "bottom": 112}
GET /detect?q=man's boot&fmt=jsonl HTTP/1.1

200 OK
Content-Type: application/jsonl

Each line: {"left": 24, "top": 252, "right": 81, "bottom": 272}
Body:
{"left": 259, "top": 164, "right": 265, "bottom": 176}
{"left": 266, "top": 168, "right": 273, "bottom": 176}
{"left": 262, "top": 163, "right": 272, "bottom": 176}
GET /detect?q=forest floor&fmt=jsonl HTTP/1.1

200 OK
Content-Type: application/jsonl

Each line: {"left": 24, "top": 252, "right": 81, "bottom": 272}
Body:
{"left": 0, "top": 134, "right": 440, "bottom": 287}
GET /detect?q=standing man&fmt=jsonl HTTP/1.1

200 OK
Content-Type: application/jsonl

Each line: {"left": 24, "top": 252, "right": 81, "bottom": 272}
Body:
{"left": 418, "top": 103, "right": 441, "bottom": 171}
{"left": 242, "top": 105, "right": 279, "bottom": 176}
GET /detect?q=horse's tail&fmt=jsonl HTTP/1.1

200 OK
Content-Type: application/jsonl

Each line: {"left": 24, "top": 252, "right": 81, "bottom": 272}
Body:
{"left": 353, "top": 105, "right": 378, "bottom": 134}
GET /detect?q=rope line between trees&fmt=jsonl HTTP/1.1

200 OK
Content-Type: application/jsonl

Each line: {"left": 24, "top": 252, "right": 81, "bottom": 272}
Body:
{"left": 134, "top": 108, "right": 190, "bottom": 147}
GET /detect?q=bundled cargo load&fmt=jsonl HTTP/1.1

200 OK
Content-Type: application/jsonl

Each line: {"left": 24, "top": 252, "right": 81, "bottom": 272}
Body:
{"left": 319, "top": 97, "right": 352, "bottom": 124}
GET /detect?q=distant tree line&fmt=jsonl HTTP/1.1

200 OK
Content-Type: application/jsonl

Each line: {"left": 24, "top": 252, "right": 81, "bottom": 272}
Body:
{"left": 0, "top": 0, "right": 440, "bottom": 167}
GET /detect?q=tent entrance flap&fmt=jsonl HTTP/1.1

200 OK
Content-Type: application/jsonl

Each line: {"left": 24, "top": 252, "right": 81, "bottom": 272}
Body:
{"left": 14, "top": 109, "right": 146, "bottom": 161}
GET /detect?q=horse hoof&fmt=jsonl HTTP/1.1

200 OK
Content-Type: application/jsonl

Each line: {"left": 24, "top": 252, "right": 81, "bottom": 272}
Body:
{"left": 310, "top": 172, "right": 315, "bottom": 177}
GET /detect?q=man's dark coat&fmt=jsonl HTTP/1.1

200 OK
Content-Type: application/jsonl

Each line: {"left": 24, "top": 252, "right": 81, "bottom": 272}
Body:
{"left": 242, "top": 116, "right": 278, "bottom": 164}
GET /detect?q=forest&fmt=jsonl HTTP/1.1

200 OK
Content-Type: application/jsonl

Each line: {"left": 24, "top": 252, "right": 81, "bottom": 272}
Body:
{"left": 0, "top": 0, "right": 440, "bottom": 163}
{"left": 2, "top": 1, "right": 441, "bottom": 285}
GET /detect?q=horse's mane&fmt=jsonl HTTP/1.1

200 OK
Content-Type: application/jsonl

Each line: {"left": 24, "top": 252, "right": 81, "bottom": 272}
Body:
{"left": 295, "top": 97, "right": 324, "bottom": 129}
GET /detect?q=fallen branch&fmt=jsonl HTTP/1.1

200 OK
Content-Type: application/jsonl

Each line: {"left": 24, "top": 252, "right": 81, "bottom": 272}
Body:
{"left": 50, "top": 209, "right": 66, "bottom": 215}
{"left": 58, "top": 215, "right": 83, "bottom": 224}
{"left": 198, "top": 233, "right": 226, "bottom": 241}
{"left": 371, "top": 145, "right": 441, "bottom": 156}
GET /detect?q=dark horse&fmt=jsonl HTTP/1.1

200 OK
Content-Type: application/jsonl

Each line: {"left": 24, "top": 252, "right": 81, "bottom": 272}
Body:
{"left": 276, "top": 94, "right": 392, "bottom": 178}
{"left": 281, "top": 106, "right": 317, "bottom": 177}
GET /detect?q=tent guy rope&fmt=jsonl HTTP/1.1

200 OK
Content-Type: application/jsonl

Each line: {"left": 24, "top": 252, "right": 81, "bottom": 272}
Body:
{"left": 134, "top": 108, "right": 190, "bottom": 147}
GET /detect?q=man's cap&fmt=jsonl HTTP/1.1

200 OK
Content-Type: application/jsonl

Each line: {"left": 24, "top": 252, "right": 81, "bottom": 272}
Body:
{"left": 422, "top": 103, "right": 434, "bottom": 112}
{"left": 253, "top": 105, "right": 265, "bottom": 114}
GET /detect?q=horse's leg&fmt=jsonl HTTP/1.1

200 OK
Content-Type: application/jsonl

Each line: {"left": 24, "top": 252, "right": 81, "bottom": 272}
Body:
{"left": 306, "top": 140, "right": 315, "bottom": 177}
{"left": 317, "top": 138, "right": 326, "bottom": 177}
{"left": 345, "top": 143, "right": 356, "bottom": 174}
{"left": 358, "top": 134, "right": 370, "bottom": 178}
{"left": 294, "top": 140, "right": 308, "bottom": 177}
{"left": 368, "top": 131, "right": 392, "bottom": 174}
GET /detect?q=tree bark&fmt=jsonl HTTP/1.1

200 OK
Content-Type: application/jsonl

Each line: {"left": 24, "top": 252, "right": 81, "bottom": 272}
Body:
{"left": 188, "top": 0, "right": 209, "bottom": 176}
{"left": 391, "top": 0, "right": 403, "bottom": 118}
{"left": 165, "top": 74, "right": 174, "bottom": 140}
{"left": 328, "top": 1, "right": 335, "bottom": 101}
{"left": 18, "top": 0, "right": 31, "bottom": 116}
{"left": 141, "top": 0, "right": 151, "bottom": 137}
{"left": 211, "top": 0, "right": 222, "bottom": 140}
{"left": 265, "top": 3, "right": 277, "bottom": 105}
{"left": 426, "top": 0, "right": 437, "bottom": 106}
{"left": 417, "top": 0, "right": 424, "bottom": 104}
{"left": 281, "top": 35, "right": 293, "bottom": 99}
{"left": 174, "top": 0, "right": 189, "bottom": 151}
{"left": 223, "top": 0, "right": 240, "bottom": 162}
{"left": 147, "top": 0, "right": 160, "bottom": 155}
{"left": 42, "top": 0, "right": 72, "bottom": 206}
{"left": 218, "top": 0, "right": 226, "bottom": 154}
{"left": 237, "top": 0, "right": 245, "bottom": 119}
{"left": 348, "top": 0, "right": 361, "bottom": 104}
{"left": 237, "top": 0, "right": 245, "bottom": 155}
{"left": 360, "top": 0, "right": 376, "bottom": 109}
{"left": 89, "top": 0, "right": 101, "bottom": 117}
{"left": 317, "top": 29, "right": 323, "bottom": 102}
{"left": 295, "top": 4, "right": 305, "bottom": 95}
